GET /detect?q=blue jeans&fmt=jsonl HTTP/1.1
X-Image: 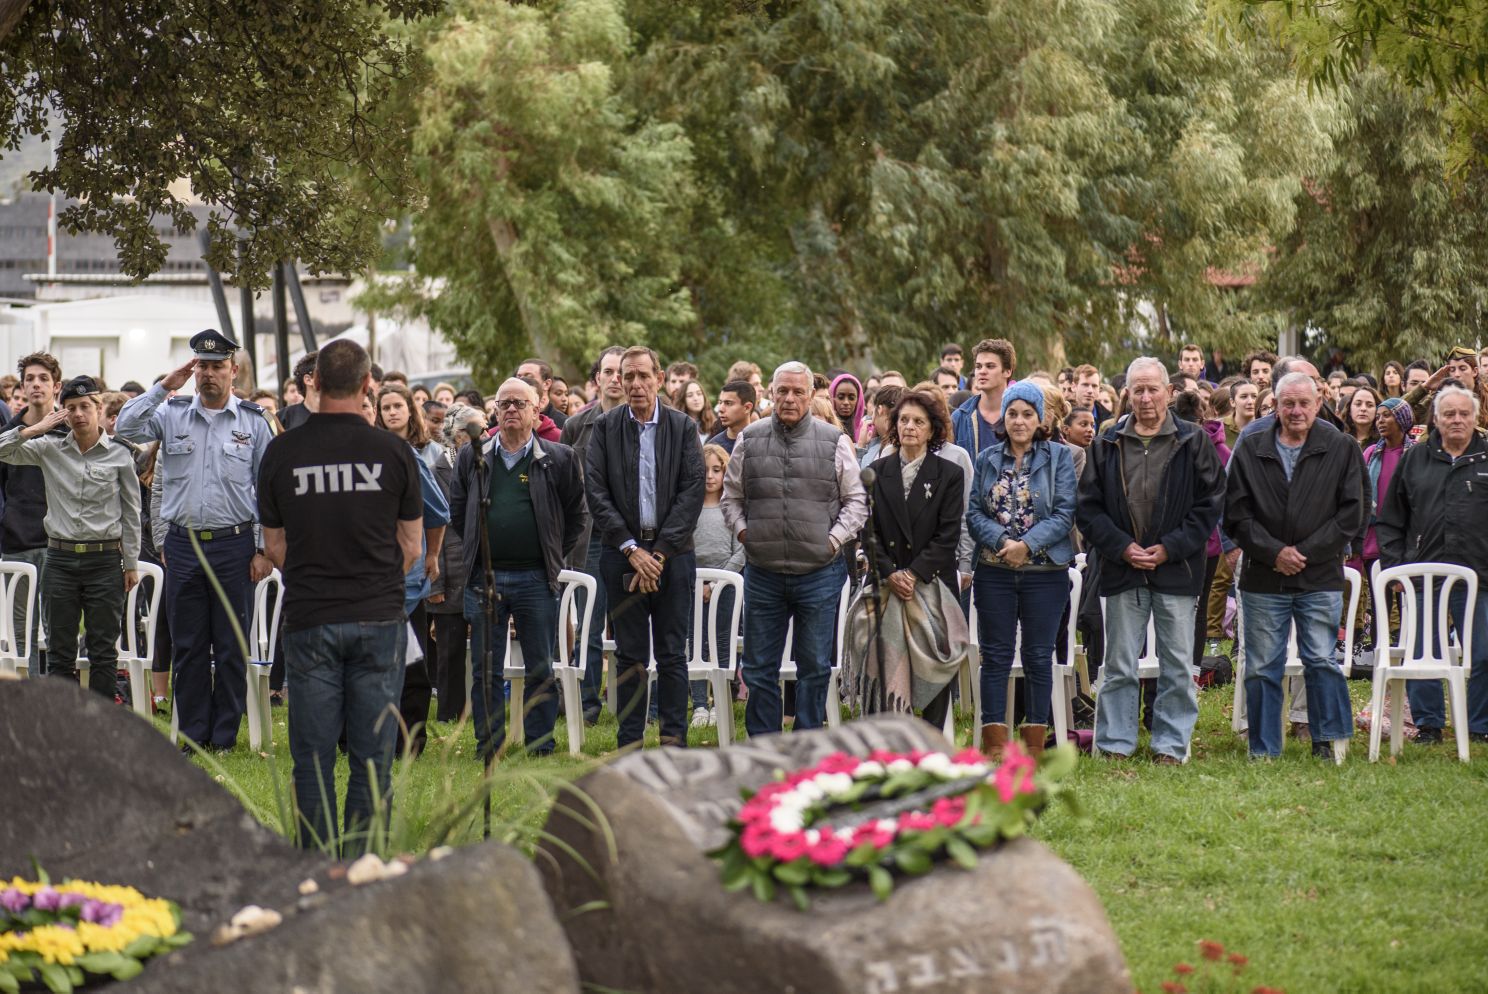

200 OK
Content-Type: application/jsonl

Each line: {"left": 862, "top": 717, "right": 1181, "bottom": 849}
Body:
{"left": 575, "top": 536, "right": 607, "bottom": 714}
{"left": 464, "top": 570, "right": 560, "bottom": 760}
{"left": 1405, "top": 581, "right": 1488, "bottom": 734}
{"left": 284, "top": 619, "right": 405, "bottom": 856}
{"left": 1097, "top": 587, "right": 1198, "bottom": 759}
{"left": 741, "top": 558, "right": 846, "bottom": 737}
{"left": 974, "top": 567, "right": 1067, "bottom": 727}
{"left": 1243, "top": 590, "right": 1351, "bottom": 756}
{"left": 601, "top": 547, "right": 695, "bottom": 748}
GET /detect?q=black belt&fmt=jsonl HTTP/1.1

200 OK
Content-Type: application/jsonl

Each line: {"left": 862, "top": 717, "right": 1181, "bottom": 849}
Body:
{"left": 638, "top": 528, "right": 658, "bottom": 542}
{"left": 168, "top": 521, "right": 253, "bottom": 542}
{"left": 48, "top": 538, "right": 121, "bottom": 554}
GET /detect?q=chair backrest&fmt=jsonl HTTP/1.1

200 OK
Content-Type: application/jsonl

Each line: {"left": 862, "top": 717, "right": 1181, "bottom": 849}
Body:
{"left": 557, "top": 568, "right": 597, "bottom": 672}
{"left": 1277, "top": 565, "right": 1362, "bottom": 675}
{"left": 691, "top": 568, "right": 745, "bottom": 670}
{"left": 251, "top": 570, "right": 286, "bottom": 662}
{"left": 1064, "top": 566, "right": 1082, "bottom": 667}
{"left": 124, "top": 562, "right": 166, "bottom": 663}
{"left": 0, "top": 561, "right": 37, "bottom": 662}
{"left": 1374, "top": 562, "right": 1478, "bottom": 671}
{"left": 780, "top": 579, "right": 852, "bottom": 669}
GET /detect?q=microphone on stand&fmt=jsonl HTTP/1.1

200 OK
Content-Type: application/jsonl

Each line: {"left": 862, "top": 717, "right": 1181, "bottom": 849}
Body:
{"left": 860, "top": 466, "right": 876, "bottom": 488}
{"left": 466, "top": 421, "right": 487, "bottom": 444}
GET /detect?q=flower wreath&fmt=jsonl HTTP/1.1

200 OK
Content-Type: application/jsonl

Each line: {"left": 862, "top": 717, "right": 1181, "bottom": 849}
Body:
{"left": 0, "top": 870, "right": 192, "bottom": 993}
{"left": 711, "top": 742, "right": 1078, "bottom": 909}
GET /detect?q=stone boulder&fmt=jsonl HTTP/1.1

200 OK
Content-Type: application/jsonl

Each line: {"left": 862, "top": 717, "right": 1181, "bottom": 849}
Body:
{"left": 0, "top": 677, "right": 580, "bottom": 994}
{"left": 540, "top": 714, "right": 1132, "bottom": 994}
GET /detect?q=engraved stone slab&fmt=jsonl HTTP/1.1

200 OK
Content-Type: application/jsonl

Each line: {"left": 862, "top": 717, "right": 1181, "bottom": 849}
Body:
{"left": 539, "top": 714, "right": 1132, "bottom": 994}
{"left": 0, "top": 676, "right": 581, "bottom": 994}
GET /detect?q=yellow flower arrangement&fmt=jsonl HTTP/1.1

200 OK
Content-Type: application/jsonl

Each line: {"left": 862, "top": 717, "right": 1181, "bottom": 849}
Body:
{"left": 0, "top": 872, "right": 192, "bottom": 992}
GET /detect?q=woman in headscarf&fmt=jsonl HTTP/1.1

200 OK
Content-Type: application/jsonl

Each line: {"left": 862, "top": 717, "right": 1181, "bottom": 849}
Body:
{"left": 830, "top": 373, "right": 865, "bottom": 443}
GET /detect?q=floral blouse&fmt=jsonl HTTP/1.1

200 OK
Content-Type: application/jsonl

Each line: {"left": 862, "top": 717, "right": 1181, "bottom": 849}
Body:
{"left": 985, "top": 463, "right": 1052, "bottom": 567}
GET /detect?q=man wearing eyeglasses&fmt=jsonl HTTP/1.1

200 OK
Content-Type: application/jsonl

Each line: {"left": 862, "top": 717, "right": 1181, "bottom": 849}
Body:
{"left": 450, "top": 377, "right": 587, "bottom": 761}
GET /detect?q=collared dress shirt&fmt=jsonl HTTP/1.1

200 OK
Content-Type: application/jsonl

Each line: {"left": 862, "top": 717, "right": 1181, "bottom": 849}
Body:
{"left": 0, "top": 427, "right": 142, "bottom": 568}
{"left": 115, "top": 382, "right": 272, "bottom": 532}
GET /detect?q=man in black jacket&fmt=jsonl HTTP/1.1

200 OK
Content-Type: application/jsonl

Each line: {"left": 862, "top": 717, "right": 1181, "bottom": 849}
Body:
{"left": 1077, "top": 357, "right": 1223, "bottom": 763}
{"left": 450, "top": 377, "right": 587, "bottom": 760}
{"left": 1375, "top": 385, "right": 1488, "bottom": 746}
{"left": 1225, "top": 372, "right": 1365, "bottom": 760}
{"left": 586, "top": 346, "right": 704, "bottom": 750}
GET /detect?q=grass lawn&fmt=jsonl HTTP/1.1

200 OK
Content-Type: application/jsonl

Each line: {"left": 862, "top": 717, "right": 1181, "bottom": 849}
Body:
{"left": 180, "top": 678, "right": 1488, "bottom": 994}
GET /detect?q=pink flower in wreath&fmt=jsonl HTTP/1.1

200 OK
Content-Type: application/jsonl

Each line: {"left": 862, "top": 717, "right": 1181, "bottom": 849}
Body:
{"left": 931, "top": 796, "right": 968, "bottom": 827}
{"left": 852, "top": 823, "right": 897, "bottom": 849}
{"left": 807, "top": 836, "right": 850, "bottom": 867}
{"left": 994, "top": 743, "right": 1038, "bottom": 804}
{"left": 896, "top": 811, "right": 939, "bottom": 833}
{"left": 816, "top": 753, "right": 861, "bottom": 775}
{"left": 740, "top": 823, "right": 778, "bottom": 858}
{"left": 771, "top": 832, "right": 810, "bottom": 863}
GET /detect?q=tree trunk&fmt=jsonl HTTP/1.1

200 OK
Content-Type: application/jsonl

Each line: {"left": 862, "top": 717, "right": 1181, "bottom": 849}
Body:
{"left": 0, "top": 0, "right": 33, "bottom": 43}
{"left": 487, "top": 215, "right": 563, "bottom": 372}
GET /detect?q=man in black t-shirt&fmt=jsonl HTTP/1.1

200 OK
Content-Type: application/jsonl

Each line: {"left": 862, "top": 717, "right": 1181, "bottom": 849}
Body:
{"left": 258, "top": 339, "right": 423, "bottom": 855}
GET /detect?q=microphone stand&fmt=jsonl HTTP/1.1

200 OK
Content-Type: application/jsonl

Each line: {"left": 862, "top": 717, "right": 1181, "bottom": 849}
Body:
{"left": 469, "top": 424, "right": 500, "bottom": 840}
{"left": 859, "top": 466, "right": 889, "bottom": 715}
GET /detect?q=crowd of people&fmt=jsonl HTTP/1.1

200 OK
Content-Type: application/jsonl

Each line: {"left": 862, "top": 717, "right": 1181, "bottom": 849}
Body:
{"left": 4, "top": 331, "right": 1487, "bottom": 851}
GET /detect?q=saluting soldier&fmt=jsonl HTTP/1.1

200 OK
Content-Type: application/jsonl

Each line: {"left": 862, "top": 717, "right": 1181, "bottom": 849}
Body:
{"left": 0, "top": 376, "right": 141, "bottom": 698}
{"left": 116, "top": 330, "right": 274, "bottom": 751}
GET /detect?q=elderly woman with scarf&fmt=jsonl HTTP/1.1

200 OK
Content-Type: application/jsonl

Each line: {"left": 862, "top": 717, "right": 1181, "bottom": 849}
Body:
{"left": 830, "top": 373, "right": 865, "bottom": 443}
{"left": 966, "top": 381, "right": 1077, "bottom": 761}
{"left": 857, "top": 389, "right": 968, "bottom": 729}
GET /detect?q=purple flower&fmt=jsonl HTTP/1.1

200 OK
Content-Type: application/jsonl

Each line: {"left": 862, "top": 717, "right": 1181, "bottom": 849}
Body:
{"left": 0, "top": 888, "right": 29, "bottom": 913}
{"left": 32, "top": 886, "right": 61, "bottom": 912}
{"left": 58, "top": 892, "right": 87, "bottom": 909}
{"left": 81, "top": 900, "right": 123, "bottom": 927}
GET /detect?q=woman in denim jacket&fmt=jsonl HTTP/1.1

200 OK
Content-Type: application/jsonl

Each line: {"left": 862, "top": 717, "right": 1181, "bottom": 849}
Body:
{"left": 966, "top": 381, "right": 1076, "bottom": 761}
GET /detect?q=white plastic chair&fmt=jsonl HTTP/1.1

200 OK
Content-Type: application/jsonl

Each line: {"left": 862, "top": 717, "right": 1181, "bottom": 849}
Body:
{"left": 502, "top": 569, "right": 597, "bottom": 754}
{"left": 967, "top": 566, "right": 1082, "bottom": 750}
{"left": 687, "top": 568, "right": 745, "bottom": 746}
{"left": 243, "top": 570, "right": 285, "bottom": 749}
{"left": 779, "top": 578, "right": 852, "bottom": 728}
{"left": 1231, "top": 566, "right": 1362, "bottom": 763}
{"left": 552, "top": 570, "right": 597, "bottom": 756}
{"left": 0, "top": 561, "right": 37, "bottom": 677}
{"left": 120, "top": 563, "right": 166, "bottom": 718}
{"left": 1368, "top": 563, "right": 1477, "bottom": 763}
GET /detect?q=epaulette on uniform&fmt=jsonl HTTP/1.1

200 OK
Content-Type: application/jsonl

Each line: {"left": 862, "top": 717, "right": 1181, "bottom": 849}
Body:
{"left": 167, "top": 395, "right": 192, "bottom": 405}
{"left": 240, "top": 399, "right": 280, "bottom": 434}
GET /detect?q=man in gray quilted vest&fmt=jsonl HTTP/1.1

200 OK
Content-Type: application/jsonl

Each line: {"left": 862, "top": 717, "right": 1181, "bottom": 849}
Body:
{"left": 722, "top": 361, "right": 868, "bottom": 736}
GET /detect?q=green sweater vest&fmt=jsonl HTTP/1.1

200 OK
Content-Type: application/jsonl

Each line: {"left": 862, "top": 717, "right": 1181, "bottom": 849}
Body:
{"left": 487, "top": 448, "right": 543, "bottom": 569}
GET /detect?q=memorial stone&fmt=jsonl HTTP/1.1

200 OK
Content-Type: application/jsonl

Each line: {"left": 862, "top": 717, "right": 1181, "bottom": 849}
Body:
{"left": 540, "top": 714, "right": 1133, "bottom": 994}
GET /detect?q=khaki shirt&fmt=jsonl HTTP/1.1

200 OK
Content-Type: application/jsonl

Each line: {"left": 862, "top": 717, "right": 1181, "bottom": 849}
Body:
{"left": 0, "top": 426, "right": 143, "bottom": 568}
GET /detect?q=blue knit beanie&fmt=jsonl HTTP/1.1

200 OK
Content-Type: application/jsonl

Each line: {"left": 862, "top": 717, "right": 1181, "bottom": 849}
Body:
{"left": 1001, "top": 380, "right": 1045, "bottom": 423}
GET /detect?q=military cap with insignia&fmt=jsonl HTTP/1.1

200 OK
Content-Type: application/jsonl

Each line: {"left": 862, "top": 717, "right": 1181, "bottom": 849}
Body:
{"left": 59, "top": 375, "right": 101, "bottom": 404}
{"left": 190, "top": 329, "right": 240, "bottom": 361}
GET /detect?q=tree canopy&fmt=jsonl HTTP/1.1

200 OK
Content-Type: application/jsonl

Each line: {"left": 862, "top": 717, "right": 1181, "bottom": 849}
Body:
{"left": 0, "top": 0, "right": 439, "bottom": 285}
{"left": 391, "top": 0, "right": 1335, "bottom": 383}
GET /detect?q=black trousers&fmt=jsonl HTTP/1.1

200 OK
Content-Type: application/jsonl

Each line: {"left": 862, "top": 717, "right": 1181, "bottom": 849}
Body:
{"left": 44, "top": 547, "right": 125, "bottom": 698}
{"left": 430, "top": 610, "right": 469, "bottom": 722}
{"left": 601, "top": 546, "right": 695, "bottom": 749}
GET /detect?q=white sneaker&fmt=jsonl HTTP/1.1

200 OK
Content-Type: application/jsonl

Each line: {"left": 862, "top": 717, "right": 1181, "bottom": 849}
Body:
{"left": 690, "top": 706, "right": 710, "bottom": 729}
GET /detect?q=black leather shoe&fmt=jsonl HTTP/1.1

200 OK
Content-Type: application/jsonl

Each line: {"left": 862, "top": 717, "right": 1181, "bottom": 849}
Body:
{"left": 1311, "top": 740, "right": 1334, "bottom": 759}
{"left": 1416, "top": 727, "right": 1444, "bottom": 745}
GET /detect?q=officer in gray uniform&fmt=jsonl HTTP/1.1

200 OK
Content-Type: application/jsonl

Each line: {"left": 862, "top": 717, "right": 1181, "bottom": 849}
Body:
{"left": 116, "top": 330, "right": 274, "bottom": 751}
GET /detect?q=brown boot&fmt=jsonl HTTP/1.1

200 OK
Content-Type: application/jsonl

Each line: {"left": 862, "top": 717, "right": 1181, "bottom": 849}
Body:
{"left": 1019, "top": 724, "right": 1048, "bottom": 760}
{"left": 980, "top": 723, "right": 1009, "bottom": 763}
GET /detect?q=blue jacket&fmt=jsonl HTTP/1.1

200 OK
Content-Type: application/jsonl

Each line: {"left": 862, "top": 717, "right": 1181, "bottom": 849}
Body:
{"left": 966, "top": 439, "right": 1077, "bottom": 568}
{"left": 404, "top": 451, "right": 451, "bottom": 613}
{"left": 951, "top": 393, "right": 996, "bottom": 457}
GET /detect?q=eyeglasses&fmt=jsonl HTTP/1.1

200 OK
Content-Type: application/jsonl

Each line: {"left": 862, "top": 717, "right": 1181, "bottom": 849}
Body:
{"left": 495, "top": 399, "right": 531, "bottom": 411}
